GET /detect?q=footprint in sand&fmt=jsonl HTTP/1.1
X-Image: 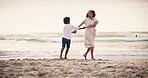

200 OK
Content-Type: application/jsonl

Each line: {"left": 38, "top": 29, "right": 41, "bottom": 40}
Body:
{"left": 70, "top": 74, "right": 85, "bottom": 78}
{"left": 38, "top": 71, "right": 48, "bottom": 77}
{"left": 12, "top": 62, "right": 23, "bottom": 66}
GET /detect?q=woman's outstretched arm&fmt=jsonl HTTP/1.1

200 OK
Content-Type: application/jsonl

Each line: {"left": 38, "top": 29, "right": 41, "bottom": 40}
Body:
{"left": 78, "top": 21, "right": 84, "bottom": 27}
{"left": 85, "top": 21, "right": 98, "bottom": 28}
{"left": 72, "top": 21, "right": 85, "bottom": 33}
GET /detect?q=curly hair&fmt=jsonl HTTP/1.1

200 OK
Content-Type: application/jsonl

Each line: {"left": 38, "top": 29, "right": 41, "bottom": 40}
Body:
{"left": 86, "top": 10, "right": 96, "bottom": 18}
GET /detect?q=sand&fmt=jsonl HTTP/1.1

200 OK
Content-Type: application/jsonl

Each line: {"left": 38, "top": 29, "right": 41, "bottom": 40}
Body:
{"left": 0, "top": 57, "right": 148, "bottom": 78}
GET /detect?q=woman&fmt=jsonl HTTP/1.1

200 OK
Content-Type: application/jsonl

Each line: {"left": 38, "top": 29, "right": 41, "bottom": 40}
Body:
{"left": 78, "top": 10, "right": 99, "bottom": 60}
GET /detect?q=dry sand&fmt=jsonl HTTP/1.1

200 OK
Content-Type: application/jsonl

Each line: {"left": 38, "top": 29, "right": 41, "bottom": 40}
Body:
{"left": 0, "top": 57, "right": 148, "bottom": 78}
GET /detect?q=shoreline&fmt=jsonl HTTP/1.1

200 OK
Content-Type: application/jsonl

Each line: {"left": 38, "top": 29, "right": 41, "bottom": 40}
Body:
{"left": 0, "top": 55, "right": 147, "bottom": 60}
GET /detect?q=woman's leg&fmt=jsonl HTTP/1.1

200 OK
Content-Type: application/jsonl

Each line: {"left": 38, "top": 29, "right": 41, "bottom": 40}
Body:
{"left": 90, "top": 47, "right": 95, "bottom": 60}
{"left": 83, "top": 47, "right": 91, "bottom": 60}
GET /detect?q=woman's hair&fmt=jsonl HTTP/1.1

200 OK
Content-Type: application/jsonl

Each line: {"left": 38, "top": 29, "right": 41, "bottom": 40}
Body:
{"left": 63, "top": 17, "right": 70, "bottom": 24}
{"left": 86, "top": 10, "right": 96, "bottom": 18}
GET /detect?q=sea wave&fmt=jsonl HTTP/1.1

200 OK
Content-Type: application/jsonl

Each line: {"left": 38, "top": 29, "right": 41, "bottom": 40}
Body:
{"left": 0, "top": 37, "right": 148, "bottom": 43}
{"left": 0, "top": 32, "right": 148, "bottom": 43}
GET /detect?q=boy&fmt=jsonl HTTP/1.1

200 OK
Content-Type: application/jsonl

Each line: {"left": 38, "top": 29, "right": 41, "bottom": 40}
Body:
{"left": 60, "top": 17, "right": 84, "bottom": 59}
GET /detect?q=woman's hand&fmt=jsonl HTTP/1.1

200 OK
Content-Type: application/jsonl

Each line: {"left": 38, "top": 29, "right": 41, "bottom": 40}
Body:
{"left": 84, "top": 26, "right": 89, "bottom": 28}
{"left": 79, "top": 27, "right": 86, "bottom": 30}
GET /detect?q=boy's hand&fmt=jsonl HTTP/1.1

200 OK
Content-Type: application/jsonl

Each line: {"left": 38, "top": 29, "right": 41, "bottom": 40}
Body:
{"left": 72, "top": 30, "right": 77, "bottom": 34}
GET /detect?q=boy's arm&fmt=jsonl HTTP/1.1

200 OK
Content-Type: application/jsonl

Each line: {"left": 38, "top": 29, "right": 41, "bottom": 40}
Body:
{"left": 71, "top": 26, "right": 79, "bottom": 34}
{"left": 72, "top": 25, "right": 79, "bottom": 30}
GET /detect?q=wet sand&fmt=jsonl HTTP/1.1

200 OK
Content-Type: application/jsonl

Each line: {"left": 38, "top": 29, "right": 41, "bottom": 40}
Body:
{"left": 0, "top": 57, "right": 148, "bottom": 78}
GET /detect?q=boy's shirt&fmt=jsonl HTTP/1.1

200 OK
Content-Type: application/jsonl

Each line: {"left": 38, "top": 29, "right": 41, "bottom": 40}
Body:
{"left": 63, "top": 24, "right": 79, "bottom": 39}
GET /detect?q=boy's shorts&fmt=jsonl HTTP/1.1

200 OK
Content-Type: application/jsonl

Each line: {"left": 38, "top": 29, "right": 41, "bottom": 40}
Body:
{"left": 62, "top": 37, "right": 71, "bottom": 48}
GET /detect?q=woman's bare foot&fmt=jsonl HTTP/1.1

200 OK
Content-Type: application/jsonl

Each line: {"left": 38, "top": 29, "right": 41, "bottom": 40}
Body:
{"left": 91, "top": 58, "right": 95, "bottom": 60}
{"left": 64, "top": 57, "right": 68, "bottom": 60}
{"left": 83, "top": 54, "right": 87, "bottom": 60}
{"left": 60, "top": 56, "right": 63, "bottom": 60}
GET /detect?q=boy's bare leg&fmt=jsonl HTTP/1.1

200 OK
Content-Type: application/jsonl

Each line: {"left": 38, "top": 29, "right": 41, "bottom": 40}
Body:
{"left": 60, "top": 47, "right": 65, "bottom": 59}
{"left": 83, "top": 47, "right": 91, "bottom": 60}
{"left": 64, "top": 48, "right": 69, "bottom": 59}
{"left": 90, "top": 47, "right": 95, "bottom": 60}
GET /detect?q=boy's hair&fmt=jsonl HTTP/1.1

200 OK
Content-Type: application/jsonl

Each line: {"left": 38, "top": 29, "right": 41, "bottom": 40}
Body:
{"left": 63, "top": 17, "right": 70, "bottom": 24}
{"left": 86, "top": 10, "right": 96, "bottom": 18}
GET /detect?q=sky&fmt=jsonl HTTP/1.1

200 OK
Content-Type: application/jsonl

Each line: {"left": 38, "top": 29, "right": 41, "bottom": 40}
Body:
{"left": 0, "top": 0, "right": 148, "bottom": 33}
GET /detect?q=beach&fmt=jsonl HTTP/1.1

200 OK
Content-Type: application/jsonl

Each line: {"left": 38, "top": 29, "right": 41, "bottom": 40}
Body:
{"left": 0, "top": 57, "right": 148, "bottom": 78}
{"left": 0, "top": 32, "right": 148, "bottom": 78}
{"left": 0, "top": 0, "right": 148, "bottom": 77}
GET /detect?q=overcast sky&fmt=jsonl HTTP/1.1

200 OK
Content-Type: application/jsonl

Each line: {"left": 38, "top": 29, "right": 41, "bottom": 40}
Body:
{"left": 0, "top": 0, "right": 148, "bottom": 33}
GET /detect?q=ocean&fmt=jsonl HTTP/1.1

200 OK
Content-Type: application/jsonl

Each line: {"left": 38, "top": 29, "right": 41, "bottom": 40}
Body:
{"left": 0, "top": 32, "right": 148, "bottom": 59}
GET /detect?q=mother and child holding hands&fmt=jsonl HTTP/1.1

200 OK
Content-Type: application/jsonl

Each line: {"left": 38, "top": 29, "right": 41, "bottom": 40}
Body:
{"left": 60, "top": 10, "right": 99, "bottom": 60}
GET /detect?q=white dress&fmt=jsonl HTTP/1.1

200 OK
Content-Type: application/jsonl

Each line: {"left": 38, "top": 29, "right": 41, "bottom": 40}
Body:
{"left": 83, "top": 18, "right": 98, "bottom": 48}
